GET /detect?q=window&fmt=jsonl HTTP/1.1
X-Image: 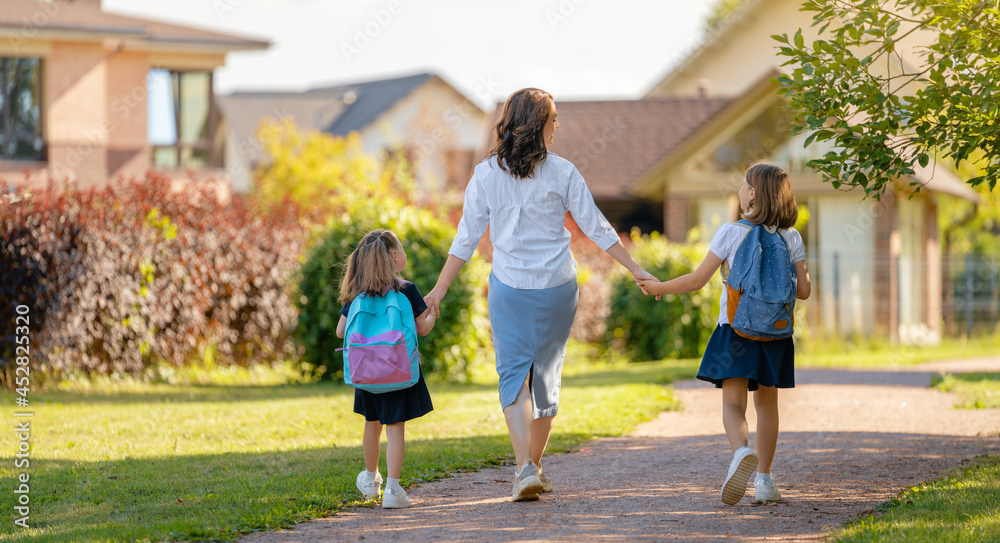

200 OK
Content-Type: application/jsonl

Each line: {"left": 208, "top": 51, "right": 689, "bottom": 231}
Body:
{"left": 699, "top": 99, "right": 793, "bottom": 172}
{"left": 0, "top": 57, "right": 43, "bottom": 161}
{"left": 148, "top": 69, "right": 217, "bottom": 168}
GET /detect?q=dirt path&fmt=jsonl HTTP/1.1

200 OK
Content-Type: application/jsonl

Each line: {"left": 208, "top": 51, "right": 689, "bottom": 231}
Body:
{"left": 242, "top": 357, "right": 1000, "bottom": 542}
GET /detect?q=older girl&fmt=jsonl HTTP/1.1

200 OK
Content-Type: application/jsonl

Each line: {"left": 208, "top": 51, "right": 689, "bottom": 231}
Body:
{"left": 639, "top": 162, "right": 811, "bottom": 505}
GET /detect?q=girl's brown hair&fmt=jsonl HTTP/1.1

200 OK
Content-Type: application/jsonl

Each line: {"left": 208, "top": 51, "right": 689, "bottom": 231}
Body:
{"left": 491, "top": 88, "right": 553, "bottom": 179}
{"left": 744, "top": 162, "right": 798, "bottom": 229}
{"left": 338, "top": 229, "right": 402, "bottom": 304}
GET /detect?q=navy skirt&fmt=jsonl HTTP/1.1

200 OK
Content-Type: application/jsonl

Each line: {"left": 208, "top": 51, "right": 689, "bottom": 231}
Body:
{"left": 354, "top": 371, "right": 433, "bottom": 425}
{"left": 697, "top": 324, "right": 795, "bottom": 391}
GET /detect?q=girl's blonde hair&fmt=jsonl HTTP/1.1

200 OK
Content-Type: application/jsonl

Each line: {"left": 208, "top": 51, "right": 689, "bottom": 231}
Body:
{"left": 338, "top": 229, "right": 402, "bottom": 304}
{"left": 744, "top": 162, "right": 798, "bottom": 229}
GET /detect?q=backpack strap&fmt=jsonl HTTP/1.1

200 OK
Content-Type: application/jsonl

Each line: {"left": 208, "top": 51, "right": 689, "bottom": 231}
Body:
{"left": 720, "top": 221, "right": 754, "bottom": 282}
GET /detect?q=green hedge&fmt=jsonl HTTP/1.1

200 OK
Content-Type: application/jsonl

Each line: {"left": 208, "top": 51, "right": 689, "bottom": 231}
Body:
{"left": 295, "top": 201, "right": 492, "bottom": 382}
{"left": 606, "top": 232, "right": 722, "bottom": 361}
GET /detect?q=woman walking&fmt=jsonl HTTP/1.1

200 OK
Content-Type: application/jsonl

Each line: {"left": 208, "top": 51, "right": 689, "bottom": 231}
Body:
{"left": 424, "top": 88, "right": 656, "bottom": 502}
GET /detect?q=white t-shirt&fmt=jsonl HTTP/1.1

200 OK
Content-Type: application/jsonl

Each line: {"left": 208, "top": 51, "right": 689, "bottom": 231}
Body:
{"left": 708, "top": 223, "right": 806, "bottom": 326}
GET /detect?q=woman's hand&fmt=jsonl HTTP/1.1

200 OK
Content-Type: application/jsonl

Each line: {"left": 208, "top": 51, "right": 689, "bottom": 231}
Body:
{"left": 632, "top": 269, "right": 662, "bottom": 300}
{"left": 637, "top": 278, "right": 664, "bottom": 297}
{"left": 425, "top": 255, "right": 467, "bottom": 318}
{"left": 424, "top": 286, "right": 447, "bottom": 318}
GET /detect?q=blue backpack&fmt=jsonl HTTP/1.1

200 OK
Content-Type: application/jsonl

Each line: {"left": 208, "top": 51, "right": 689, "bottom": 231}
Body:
{"left": 338, "top": 285, "right": 421, "bottom": 393}
{"left": 723, "top": 219, "right": 797, "bottom": 341}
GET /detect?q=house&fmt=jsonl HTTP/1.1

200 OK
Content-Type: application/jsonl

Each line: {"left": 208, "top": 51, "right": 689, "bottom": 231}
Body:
{"left": 636, "top": 0, "right": 979, "bottom": 343}
{"left": 543, "top": 98, "right": 731, "bottom": 233}
{"left": 218, "top": 72, "right": 488, "bottom": 193}
{"left": 476, "top": 0, "right": 977, "bottom": 344}
{"left": 0, "top": 0, "right": 268, "bottom": 189}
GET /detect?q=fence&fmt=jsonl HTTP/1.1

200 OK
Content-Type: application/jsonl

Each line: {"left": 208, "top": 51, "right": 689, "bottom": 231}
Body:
{"left": 945, "top": 255, "right": 1000, "bottom": 337}
{"left": 803, "top": 253, "right": 998, "bottom": 341}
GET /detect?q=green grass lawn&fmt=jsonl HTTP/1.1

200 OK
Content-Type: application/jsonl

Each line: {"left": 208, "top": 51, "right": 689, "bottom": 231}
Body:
{"left": 0, "top": 359, "right": 698, "bottom": 543}
{"left": 933, "top": 372, "right": 1000, "bottom": 409}
{"left": 796, "top": 334, "right": 1000, "bottom": 368}
{"left": 830, "top": 455, "right": 1000, "bottom": 543}
{"left": 1, "top": 334, "right": 996, "bottom": 542}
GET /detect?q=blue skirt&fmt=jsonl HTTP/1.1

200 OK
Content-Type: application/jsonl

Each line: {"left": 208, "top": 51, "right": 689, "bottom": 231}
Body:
{"left": 488, "top": 274, "right": 578, "bottom": 419}
{"left": 697, "top": 324, "right": 795, "bottom": 391}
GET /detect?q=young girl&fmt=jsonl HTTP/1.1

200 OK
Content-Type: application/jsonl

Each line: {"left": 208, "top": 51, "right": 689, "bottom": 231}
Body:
{"left": 336, "top": 229, "right": 437, "bottom": 509}
{"left": 639, "top": 163, "right": 810, "bottom": 505}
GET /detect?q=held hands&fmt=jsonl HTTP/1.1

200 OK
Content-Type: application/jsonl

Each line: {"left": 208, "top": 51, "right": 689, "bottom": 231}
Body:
{"left": 632, "top": 269, "right": 662, "bottom": 301}
{"left": 637, "top": 278, "right": 664, "bottom": 297}
{"left": 424, "top": 286, "right": 447, "bottom": 318}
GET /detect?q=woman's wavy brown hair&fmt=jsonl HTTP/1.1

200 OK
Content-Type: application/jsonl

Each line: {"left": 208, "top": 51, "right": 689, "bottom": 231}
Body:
{"left": 744, "top": 162, "right": 798, "bottom": 229}
{"left": 338, "top": 229, "right": 403, "bottom": 304}
{"left": 491, "top": 88, "right": 554, "bottom": 179}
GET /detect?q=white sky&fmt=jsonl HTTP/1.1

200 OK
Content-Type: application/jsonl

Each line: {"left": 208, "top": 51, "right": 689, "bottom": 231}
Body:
{"left": 105, "top": 0, "right": 718, "bottom": 109}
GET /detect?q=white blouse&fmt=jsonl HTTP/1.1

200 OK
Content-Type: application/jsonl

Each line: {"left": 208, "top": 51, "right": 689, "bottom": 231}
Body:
{"left": 449, "top": 153, "right": 620, "bottom": 290}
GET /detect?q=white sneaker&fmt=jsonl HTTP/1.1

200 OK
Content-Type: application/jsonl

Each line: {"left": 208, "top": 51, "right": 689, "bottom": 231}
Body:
{"left": 382, "top": 486, "right": 411, "bottom": 509}
{"left": 721, "top": 447, "right": 758, "bottom": 505}
{"left": 356, "top": 470, "right": 383, "bottom": 500}
{"left": 511, "top": 461, "right": 544, "bottom": 502}
{"left": 537, "top": 465, "right": 553, "bottom": 493}
{"left": 755, "top": 476, "right": 781, "bottom": 502}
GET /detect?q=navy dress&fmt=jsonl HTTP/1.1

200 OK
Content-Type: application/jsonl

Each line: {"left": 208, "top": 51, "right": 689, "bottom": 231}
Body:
{"left": 341, "top": 280, "right": 434, "bottom": 424}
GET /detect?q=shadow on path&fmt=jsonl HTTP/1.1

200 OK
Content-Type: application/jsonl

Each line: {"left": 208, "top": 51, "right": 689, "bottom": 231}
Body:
{"left": 241, "top": 358, "right": 1000, "bottom": 543}
{"left": 242, "top": 431, "right": 998, "bottom": 543}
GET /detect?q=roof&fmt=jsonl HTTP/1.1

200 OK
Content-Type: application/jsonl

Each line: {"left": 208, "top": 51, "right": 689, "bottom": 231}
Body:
{"left": 0, "top": 0, "right": 269, "bottom": 51}
{"left": 515, "top": 98, "right": 731, "bottom": 200}
{"left": 911, "top": 163, "right": 982, "bottom": 203}
{"left": 308, "top": 73, "right": 436, "bottom": 136}
{"left": 636, "top": 69, "right": 983, "bottom": 204}
{"left": 221, "top": 72, "right": 458, "bottom": 164}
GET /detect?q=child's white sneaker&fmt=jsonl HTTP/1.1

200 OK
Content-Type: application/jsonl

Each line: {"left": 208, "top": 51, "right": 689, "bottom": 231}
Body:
{"left": 382, "top": 486, "right": 411, "bottom": 509}
{"left": 721, "top": 446, "right": 758, "bottom": 505}
{"left": 511, "top": 461, "right": 544, "bottom": 502}
{"left": 754, "top": 474, "right": 781, "bottom": 502}
{"left": 356, "top": 470, "right": 383, "bottom": 500}
{"left": 537, "top": 465, "right": 553, "bottom": 493}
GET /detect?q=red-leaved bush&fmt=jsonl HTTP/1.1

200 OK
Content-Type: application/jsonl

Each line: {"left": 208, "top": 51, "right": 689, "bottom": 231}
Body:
{"left": 0, "top": 175, "right": 305, "bottom": 388}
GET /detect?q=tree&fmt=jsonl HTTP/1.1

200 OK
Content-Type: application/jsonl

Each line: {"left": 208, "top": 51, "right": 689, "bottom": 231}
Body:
{"left": 705, "top": 0, "right": 750, "bottom": 32}
{"left": 253, "top": 118, "right": 416, "bottom": 214}
{"left": 773, "top": 0, "right": 1000, "bottom": 198}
